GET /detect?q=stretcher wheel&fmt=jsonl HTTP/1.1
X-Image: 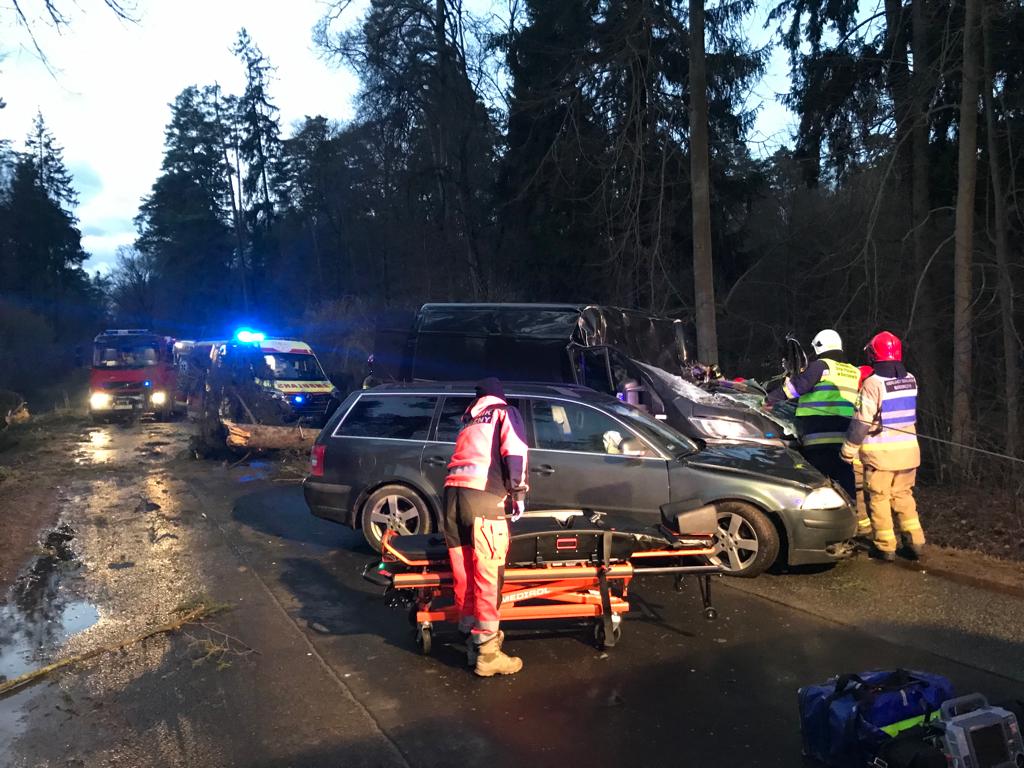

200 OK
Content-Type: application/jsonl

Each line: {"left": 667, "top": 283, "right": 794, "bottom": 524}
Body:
{"left": 593, "top": 621, "right": 622, "bottom": 649}
{"left": 415, "top": 625, "right": 432, "bottom": 655}
{"left": 703, "top": 607, "right": 718, "bottom": 621}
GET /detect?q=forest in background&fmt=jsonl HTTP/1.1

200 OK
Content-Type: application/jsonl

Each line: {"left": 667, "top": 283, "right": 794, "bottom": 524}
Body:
{"left": 1, "top": 0, "right": 1022, "bottom": 483}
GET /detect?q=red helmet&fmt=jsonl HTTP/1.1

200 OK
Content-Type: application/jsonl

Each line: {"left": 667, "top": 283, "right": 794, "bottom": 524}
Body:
{"left": 866, "top": 331, "right": 902, "bottom": 362}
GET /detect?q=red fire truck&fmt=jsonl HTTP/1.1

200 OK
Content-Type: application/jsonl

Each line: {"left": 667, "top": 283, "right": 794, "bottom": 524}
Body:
{"left": 88, "top": 330, "right": 179, "bottom": 422}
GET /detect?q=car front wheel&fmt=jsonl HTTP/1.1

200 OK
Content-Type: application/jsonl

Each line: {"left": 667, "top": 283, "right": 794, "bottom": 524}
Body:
{"left": 360, "top": 485, "right": 432, "bottom": 552}
{"left": 709, "top": 501, "right": 779, "bottom": 578}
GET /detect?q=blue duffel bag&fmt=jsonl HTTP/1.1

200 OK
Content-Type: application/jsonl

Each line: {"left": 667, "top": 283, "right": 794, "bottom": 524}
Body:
{"left": 798, "top": 669, "right": 955, "bottom": 767}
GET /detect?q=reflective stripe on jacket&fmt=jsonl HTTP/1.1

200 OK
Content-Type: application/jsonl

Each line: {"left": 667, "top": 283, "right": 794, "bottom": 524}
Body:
{"left": 794, "top": 358, "right": 859, "bottom": 446}
{"left": 845, "top": 373, "right": 920, "bottom": 470}
{"left": 445, "top": 396, "right": 529, "bottom": 499}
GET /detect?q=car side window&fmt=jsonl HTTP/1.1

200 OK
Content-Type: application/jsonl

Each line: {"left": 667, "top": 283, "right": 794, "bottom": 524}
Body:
{"left": 336, "top": 395, "right": 436, "bottom": 441}
{"left": 434, "top": 396, "right": 525, "bottom": 443}
{"left": 531, "top": 400, "right": 652, "bottom": 456}
{"left": 435, "top": 397, "right": 474, "bottom": 443}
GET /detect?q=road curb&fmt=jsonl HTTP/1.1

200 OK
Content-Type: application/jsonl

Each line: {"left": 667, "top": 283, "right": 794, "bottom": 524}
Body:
{"left": 892, "top": 556, "right": 1024, "bottom": 599}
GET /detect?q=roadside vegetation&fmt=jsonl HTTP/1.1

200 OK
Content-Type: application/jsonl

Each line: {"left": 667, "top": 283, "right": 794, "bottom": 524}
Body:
{"left": 1, "top": 1, "right": 1021, "bottom": 540}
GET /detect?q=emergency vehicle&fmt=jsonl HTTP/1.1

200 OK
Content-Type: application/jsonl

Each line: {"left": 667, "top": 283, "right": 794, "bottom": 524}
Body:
{"left": 176, "top": 330, "right": 339, "bottom": 451}
{"left": 89, "top": 329, "right": 178, "bottom": 421}
{"left": 240, "top": 334, "right": 337, "bottom": 423}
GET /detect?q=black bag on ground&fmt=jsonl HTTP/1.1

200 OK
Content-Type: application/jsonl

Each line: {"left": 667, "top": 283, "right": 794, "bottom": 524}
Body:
{"left": 872, "top": 726, "right": 945, "bottom": 768}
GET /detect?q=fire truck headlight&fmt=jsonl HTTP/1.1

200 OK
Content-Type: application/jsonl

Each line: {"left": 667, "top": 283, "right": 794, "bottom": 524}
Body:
{"left": 150, "top": 391, "right": 167, "bottom": 406}
{"left": 90, "top": 392, "right": 112, "bottom": 410}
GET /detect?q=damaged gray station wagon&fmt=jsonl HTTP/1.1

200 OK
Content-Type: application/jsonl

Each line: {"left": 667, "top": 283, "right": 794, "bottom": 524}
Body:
{"left": 303, "top": 383, "right": 857, "bottom": 577}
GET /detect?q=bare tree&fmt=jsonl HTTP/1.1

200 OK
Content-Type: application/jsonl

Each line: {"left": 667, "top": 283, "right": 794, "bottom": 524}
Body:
{"left": 9, "top": 1, "right": 135, "bottom": 67}
{"left": 907, "top": 0, "right": 940, "bottom": 396}
{"left": 982, "top": 0, "right": 1020, "bottom": 460}
{"left": 951, "top": 0, "right": 980, "bottom": 463}
{"left": 109, "top": 245, "right": 156, "bottom": 325}
{"left": 689, "top": 0, "right": 718, "bottom": 365}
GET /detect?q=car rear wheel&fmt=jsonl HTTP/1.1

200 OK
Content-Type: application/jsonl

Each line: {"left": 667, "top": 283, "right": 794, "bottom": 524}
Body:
{"left": 709, "top": 501, "right": 779, "bottom": 578}
{"left": 361, "top": 485, "right": 432, "bottom": 552}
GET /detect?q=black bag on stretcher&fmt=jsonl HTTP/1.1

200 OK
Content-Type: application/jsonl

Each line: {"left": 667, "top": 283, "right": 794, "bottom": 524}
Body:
{"left": 798, "top": 669, "right": 955, "bottom": 767}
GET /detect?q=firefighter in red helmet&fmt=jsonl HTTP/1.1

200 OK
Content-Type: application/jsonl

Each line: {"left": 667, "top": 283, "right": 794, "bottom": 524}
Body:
{"left": 841, "top": 332, "right": 926, "bottom": 561}
{"left": 443, "top": 378, "right": 529, "bottom": 676}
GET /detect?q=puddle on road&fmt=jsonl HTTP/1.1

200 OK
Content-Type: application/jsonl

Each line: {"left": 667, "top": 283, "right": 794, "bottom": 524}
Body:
{"left": 74, "top": 429, "right": 114, "bottom": 465}
{"left": 0, "top": 523, "right": 100, "bottom": 753}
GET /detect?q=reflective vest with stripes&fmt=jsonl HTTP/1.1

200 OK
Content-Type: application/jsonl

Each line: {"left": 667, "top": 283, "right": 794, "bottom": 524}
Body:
{"left": 795, "top": 358, "right": 860, "bottom": 446}
{"left": 858, "top": 373, "right": 921, "bottom": 470}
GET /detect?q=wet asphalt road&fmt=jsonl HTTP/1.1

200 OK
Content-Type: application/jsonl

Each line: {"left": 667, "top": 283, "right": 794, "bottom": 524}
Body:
{"left": 2, "top": 419, "right": 1023, "bottom": 767}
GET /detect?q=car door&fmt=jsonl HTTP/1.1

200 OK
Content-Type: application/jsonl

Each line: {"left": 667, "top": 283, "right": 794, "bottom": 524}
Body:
{"left": 524, "top": 397, "right": 671, "bottom": 519}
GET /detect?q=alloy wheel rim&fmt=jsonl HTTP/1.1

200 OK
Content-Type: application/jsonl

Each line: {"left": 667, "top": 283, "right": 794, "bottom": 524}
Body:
{"left": 710, "top": 512, "right": 760, "bottom": 572}
{"left": 368, "top": 494, "right": 421, "bottom": 540}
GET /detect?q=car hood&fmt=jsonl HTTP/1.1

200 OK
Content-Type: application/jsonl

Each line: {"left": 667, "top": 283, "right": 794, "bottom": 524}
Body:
{"left": 635, "top": 362, "right": 794, "bottom": 441}
{"left": 682, "top": 444, "right": 825, "bottom": 489}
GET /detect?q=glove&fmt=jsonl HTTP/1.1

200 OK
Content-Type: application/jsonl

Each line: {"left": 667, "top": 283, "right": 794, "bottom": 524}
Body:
{"left": 839, "top": 442, "right": 857, "bottom": 464}
{"left": 509, "top": 499, "right": 525, "bottom": 522}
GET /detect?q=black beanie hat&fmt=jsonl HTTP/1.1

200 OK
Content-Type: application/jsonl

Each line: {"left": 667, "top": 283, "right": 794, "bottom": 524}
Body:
{"left": 474, "top": 377, "right": 505, "bottom": 400}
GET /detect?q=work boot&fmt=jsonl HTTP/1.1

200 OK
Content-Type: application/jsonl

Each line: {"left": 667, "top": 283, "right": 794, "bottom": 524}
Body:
{"left": 905, "top": 543, "right": 927, "bottom": 561}
{"left": 474, "top": 634, "right": 522, "bottom": 677}
{"left": 463, "top": 630, "right": 503, "bottom": 668}
{"left": 870, "top": 548, "right": 896, "bottom": 563}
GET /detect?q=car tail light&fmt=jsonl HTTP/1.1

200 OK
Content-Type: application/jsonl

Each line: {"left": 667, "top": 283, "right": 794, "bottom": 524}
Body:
{"left": 309, "top": 444, "right": 325, "bottom": 477}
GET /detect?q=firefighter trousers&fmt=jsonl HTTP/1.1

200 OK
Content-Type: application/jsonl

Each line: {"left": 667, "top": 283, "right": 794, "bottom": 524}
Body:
{"left": 864, "top": 467, "right": 924, "bottom": 553}
{"left": 442, "top": 486, "right": 509, "bottom": 644}
{"left": 802, "top": 445, "right": 857, "bottom": 500}
{"left": 853, "top": 461, "right": 872, "bottom": 536}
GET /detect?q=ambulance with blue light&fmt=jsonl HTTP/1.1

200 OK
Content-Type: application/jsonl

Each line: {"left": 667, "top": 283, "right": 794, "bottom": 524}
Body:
{"left": 240, "top": 332, "right": 338, "bottom": 425}
{"left": 176, "top": 330, "right": 339, "bottom": 450}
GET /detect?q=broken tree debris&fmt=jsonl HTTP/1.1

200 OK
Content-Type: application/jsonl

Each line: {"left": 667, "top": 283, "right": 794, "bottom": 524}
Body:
{"left": 0, "top": 601, "right": 229, "bottom": 698}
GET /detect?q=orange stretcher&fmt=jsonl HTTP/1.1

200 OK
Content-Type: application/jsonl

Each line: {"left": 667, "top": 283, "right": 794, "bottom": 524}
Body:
{"left": 363, "top": 511, "right": 723, "bottom": 654}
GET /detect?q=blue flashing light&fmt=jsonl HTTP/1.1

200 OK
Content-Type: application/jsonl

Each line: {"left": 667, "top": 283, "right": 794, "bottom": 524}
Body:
{"left": 293, "top": 395, "right": 306, "bottom": 404}
{"left": 765, "top": 432, "right": 775, "bottom": 439}
{"left": 144, "top": 380, "right": 152, "bottom": 387}
{"left": 234, "top": 328, "right": 266, "bottom": 343}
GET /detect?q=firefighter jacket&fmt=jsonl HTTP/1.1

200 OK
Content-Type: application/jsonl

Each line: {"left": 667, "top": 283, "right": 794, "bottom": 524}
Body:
{"left": 446, "top": 396, "right": 529, "bottom": 500}
{"left": 843, "top": 362, "right": 920, "bottom": 471}
{"left": 767, "top": 355, "right": 860, "bottom": 447}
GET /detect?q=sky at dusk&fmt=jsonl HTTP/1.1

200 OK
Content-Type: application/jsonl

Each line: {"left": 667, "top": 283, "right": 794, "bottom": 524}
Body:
{"left": 1, "top": 0, "right": 794, "bottom": 275}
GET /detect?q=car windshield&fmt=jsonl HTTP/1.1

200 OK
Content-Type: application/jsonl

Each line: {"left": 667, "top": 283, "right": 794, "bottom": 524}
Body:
{"left": 262, "top": 353, "right": 326, "bottom": 382}
{"left": 94, "top": 344, "right": 159, "bottom": 369}
{"left": 602, "top": 400, "right": 700, "bottom": 457}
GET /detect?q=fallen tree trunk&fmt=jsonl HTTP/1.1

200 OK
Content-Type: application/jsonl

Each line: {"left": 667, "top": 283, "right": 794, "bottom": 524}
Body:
{"left": 222, "top": 420, "right": 318, "bottom": 450}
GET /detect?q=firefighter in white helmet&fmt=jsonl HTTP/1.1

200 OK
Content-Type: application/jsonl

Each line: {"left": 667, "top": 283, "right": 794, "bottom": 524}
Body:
{"left": 766, "top": 329, "right": 860, "bottom": 500}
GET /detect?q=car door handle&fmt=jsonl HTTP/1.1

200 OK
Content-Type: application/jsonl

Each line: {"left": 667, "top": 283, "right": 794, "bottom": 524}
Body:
{"left": 424, "top": 456, "right": 448, "bottom": 467}
{"left": 531, "top": 464, "right": 556, "bottom": 476}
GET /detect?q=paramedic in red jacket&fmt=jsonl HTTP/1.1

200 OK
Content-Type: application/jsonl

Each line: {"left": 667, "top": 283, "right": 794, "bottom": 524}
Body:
{"left": 443, "top": 378, "right": 529, "bottom": 677}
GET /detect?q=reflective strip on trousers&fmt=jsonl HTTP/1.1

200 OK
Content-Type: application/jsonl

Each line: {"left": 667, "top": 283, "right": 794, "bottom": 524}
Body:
{"left": 803, "top": 432, "right": 847, "bottom": 446}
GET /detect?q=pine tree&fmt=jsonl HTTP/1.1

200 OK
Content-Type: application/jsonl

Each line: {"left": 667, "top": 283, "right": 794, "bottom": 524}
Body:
{"left": 233, "top": 29, "right": 282, "bottom": 232}
{"left": 135, "top": 86, "right": 235, "bottom": 333}
{"left": 24, "top": 111, "right": 77, "bottom": 213}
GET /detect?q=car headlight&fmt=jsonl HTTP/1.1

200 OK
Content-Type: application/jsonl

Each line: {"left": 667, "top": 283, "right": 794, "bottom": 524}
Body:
{"left": 89, "top": 392, "right": 112, "bottom": 410}
{"left": 150, "top": 391, "right": 167, "bottom": 406}
{"left": 690, "top": 417, "right": 760, "bottom": 441}
{"left": 801, "top": 487, "right": 847, "bottom": 510}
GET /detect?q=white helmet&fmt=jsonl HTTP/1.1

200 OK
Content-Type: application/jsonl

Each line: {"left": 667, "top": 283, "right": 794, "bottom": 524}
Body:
{"left": 811, "top": 329, "right": 843, "bottom": 354}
